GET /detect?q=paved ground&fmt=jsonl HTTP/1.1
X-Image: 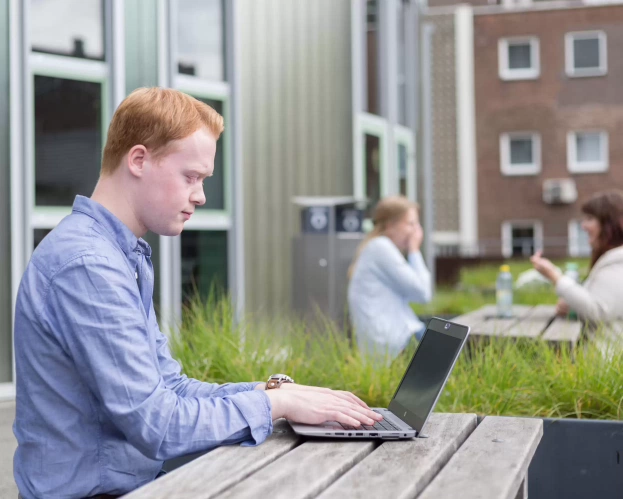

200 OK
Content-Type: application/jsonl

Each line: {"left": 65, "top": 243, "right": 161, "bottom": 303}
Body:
{"left": 0, "top": 402, "right": 17, "bottom": 499}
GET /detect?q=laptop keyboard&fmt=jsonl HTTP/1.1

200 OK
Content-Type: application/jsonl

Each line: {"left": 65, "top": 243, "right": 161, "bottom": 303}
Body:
{"left": 340, "top": 413, "right": 400, "bottom": 432}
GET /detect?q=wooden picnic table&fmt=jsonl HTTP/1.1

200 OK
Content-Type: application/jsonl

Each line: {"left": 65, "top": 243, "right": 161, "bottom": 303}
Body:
{"left": 124, "top": 414, "right": 542, "bottom": 499}
{"left": 452, "top": 304, "right": 584, "bottom": 347}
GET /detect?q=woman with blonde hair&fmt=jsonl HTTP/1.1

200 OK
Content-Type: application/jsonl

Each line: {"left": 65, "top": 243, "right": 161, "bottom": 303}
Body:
{"left": 531, "top": 190, "right": 623, "bottom": 334}
{"left": 348, "top": 196, "right": 432, "bottom": 360}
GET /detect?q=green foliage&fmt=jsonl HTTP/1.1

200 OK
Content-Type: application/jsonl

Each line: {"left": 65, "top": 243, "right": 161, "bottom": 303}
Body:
{"left": 171, "top": 293, "right": 623, "bottom": 420}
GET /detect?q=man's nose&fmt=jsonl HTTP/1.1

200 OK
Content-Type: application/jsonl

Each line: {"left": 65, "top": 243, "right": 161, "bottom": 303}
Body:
{"left": 190, "top": 187, "right": 206, "bottom": 206}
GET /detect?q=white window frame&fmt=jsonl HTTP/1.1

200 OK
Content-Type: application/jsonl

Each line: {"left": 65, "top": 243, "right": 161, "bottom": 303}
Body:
{"left": 9, "top": 0, "right": 125, "bottom": 393}
{"left": 394, "top": 124, "right": 417, "bottom": 201}
{"left": 567, "top": 130, "right": 609, "bottom": 174}
{"left": 565, "top": 30, "right": 607, "bottom": 78}
{"left": 501, "top": 220, "right": 543, "bottom": 258}
{"left": 355, "top": 112, "right": 390, "bottom": 202}
{"left": 568, "top": 219, "right": 591, "bottom": 257}
{"left": 500, "top": 132, "right": 541, "bottom": 176}
{"left": 498, "top": 37, "right": 540, "bottom": 81}
{"left": 352, "top": 0, "right": 417, "bottom": 205}
{"left": 160, "top": 0, "right": 239, "bottom": 332}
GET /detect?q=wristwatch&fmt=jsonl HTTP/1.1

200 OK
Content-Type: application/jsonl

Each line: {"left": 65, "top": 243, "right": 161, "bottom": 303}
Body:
{"left": 265, "top": 373, "right": 295, "bottom": 390}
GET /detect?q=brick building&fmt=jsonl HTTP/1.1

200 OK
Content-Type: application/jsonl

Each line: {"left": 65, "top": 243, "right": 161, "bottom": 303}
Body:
{"left": 423, "top": 0, "right": 623, "bottom": 259}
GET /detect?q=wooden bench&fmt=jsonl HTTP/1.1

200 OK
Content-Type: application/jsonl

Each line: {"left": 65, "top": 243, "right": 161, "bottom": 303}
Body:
{"left": 123, "top": 414, "right": 543, "bottom": 499}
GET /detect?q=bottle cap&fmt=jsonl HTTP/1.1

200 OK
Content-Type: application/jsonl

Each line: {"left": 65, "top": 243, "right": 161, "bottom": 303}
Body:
{"left": 500, "top": 264, "right": 510, "bottom": 272}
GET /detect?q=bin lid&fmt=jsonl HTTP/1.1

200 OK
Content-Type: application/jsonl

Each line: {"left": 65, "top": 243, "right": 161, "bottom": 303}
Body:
{"left": 291, "top": 196, "right": 366, "bottom": 208}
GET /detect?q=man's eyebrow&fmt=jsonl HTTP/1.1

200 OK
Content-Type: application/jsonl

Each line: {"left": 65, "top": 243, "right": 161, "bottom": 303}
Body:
{"left": 187, "top": 168, "right": 213, "bottom": 178}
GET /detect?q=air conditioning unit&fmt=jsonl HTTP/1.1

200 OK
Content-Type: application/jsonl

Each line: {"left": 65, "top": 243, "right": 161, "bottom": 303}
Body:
{"left": 501, "top": 0, "right": 533, "bottom": 7}
{"left": 543, "top": 178, "right": 578, "bottom": 205}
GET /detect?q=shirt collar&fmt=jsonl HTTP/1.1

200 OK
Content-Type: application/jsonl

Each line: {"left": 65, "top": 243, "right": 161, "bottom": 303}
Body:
{"left": 72, "top": 195, "right": 151, "bottom": 258}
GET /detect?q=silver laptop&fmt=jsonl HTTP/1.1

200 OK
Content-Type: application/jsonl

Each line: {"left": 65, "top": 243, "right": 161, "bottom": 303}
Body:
{"left": 289, "top": 318, "right": 470, "bottom": 439}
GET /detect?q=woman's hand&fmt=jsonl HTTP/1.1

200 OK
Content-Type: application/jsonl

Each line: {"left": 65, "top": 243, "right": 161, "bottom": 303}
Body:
{"left": 530, "top": 251, "right": 562, "bottom": 284}
{"left": 408, "top": 223, "right": 424, "bottom": 253}
{"left": 555, "top": 298, "right": 569, "bottom": 317}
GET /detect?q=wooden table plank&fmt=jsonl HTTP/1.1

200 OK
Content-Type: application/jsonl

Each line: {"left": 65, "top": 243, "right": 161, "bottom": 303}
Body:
{"left": 219, "top": 439, "right": 377, "bottom": 499}
{"left": 123, "top": 419, "right": 300, "bottom": 499}
{"left": 503, "top": 305, "right": 555, "bottom": 338}
{"left": 317, "top": 413, "right": 477, "bottom": 499}
{"left": 541, "top": 318, "right": 582, "bottom": 345}
{"left": 418, "top": 416, "right": 543, "bottom": 499}
{"left": 467, "top": 306, "right": 533, "bottom": 337}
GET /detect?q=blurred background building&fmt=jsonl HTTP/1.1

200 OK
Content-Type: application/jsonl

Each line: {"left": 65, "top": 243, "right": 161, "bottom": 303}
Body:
{"left": 0, "top": 0, "right": 622, "bottom": 397}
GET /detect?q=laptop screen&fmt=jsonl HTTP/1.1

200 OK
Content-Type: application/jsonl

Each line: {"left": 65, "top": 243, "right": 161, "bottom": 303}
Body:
{"left": 388, "top": 319, "right": 467, "bottom": 432}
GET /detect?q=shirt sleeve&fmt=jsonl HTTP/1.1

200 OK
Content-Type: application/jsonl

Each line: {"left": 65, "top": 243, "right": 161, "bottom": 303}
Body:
{"left": 152, "top": 314, "right": 261, "bottom": 398}
{"left": 372, "top": 239, "right": 432, "bottom": 303}
{"left": 43, "top": 254, "right": 273, "bottom": 461}
{"left": 556, "top": 274, "right": 609, "bottom": 324}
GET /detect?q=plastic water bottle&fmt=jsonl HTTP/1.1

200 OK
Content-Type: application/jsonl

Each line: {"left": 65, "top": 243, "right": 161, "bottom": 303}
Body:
{"left": 564, "top": 262, "right": 580, "bottom": 284}
{"left": 564, "top": 262, "right": 579, "bottom": 320}
{"left": 496, "top": 265, "right": 513, "bottom": 318}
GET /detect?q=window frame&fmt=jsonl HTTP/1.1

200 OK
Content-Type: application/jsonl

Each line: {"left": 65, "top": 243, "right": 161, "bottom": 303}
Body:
{"left": 566, "top": 130, "right": 609, "bottom": 174}
{"left": 565, "top": 30, "right": 607, "bottom": 78}
{"left": 158, "top": 0, "right": 238, "bottom": 333}
{"left": 355, "top": 112, "right": 390, "bottom": 203}
{"left": 500, "top": 132, "right": 541, "bottom": 176}
{"left": 501, "top": 220, "right": 543, "bottom": 258}
{"left": 498, "top": 36, "right": 540, "bottom": 81}
{"left": 9, "top": 0, "right": 124, "bottom": 392}
{"left": 568, "top": 219, "right": 592, "bottom": 258}
{"left": 394, "top": 124, "right": 417, "bottom": 201}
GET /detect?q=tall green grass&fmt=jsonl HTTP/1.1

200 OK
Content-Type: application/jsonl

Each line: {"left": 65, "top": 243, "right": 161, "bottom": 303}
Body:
{"left": 171, "top": 294, "right": 623, "bottom": 420}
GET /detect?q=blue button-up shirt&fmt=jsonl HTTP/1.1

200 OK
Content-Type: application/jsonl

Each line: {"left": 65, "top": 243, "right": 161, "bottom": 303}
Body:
{"left": 13, "top": 196, "right": 273, "bottom": 499}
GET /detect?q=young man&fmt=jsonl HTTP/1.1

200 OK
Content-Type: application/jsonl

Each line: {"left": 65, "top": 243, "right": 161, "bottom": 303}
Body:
{"left": 13, "top": 88, "right": 381, "bottom": 499}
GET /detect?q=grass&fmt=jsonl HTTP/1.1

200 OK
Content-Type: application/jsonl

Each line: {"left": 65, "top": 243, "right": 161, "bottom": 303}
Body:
{"left": 412, "top": 258, "right": 591, "bottom": 316}
{"left": 171, "top": 292, "right": 623, "bottom": 421}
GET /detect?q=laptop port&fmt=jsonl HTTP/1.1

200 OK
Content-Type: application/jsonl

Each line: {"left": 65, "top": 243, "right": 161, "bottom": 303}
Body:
{"left": 335, "top": 432, "right": 344, "bottom": 435}
{"left": 369, "top": 433, "right": 378, "bottom": 437}
{"left": 356, "top": 433, "right": 363, "bottom": 436}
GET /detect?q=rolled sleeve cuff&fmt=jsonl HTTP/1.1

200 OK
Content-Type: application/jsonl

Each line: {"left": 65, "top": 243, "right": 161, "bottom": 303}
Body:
{"left": 556, "top": 275, "right": 576, "bottom": 296}
{"left": 233, "top": 389, "right": 273, "bottom": 447}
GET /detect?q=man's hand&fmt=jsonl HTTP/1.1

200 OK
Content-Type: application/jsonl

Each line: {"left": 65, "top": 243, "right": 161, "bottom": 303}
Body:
{"left": 530, "top": 251, "right": 562, "bottom": 284}
{"left": 264, "top": 385, "right": 382, "bottom": 428}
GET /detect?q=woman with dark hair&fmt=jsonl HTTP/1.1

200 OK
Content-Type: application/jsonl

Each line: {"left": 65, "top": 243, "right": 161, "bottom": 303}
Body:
{"left": 531, "top": 190, "right": 623, "bottom": 331}
{"left": 348, "top": 196, "right": 432, "bottom": 360}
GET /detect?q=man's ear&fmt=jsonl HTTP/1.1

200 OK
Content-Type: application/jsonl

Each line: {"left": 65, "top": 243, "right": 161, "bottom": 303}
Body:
{"left": 126, "top": 145, "right": 148, "bottom": 178}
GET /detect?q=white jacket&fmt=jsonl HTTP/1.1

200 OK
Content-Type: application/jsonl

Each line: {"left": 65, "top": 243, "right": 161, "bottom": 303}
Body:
{"left": 556, "top": 246, "right": 623, "bottom": 332}
{"left": 347, "top": 236, "right": 432, "bottom": 360}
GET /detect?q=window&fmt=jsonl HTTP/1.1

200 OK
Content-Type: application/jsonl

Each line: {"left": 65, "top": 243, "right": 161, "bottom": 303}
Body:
{"left": 31, "top": 0, "right": 105, "bottom": 61}
{"left": 365, "top": 133, "right": 381, "bottom": 214}
{"left": 26, "top": 0, "right": 116, "bottom": 257}
{"left": 176, "top": 0, "right": 225, "bottom": 81}
{"left": 498, "top": 37, "right": 540, "bottom": 81}
{"left": 395, "top": 124, "right": 416, "bottom": 201}
{"left": 166, "top": 0, "right": 234, "bottom": 326}
{"left": 34, "top": 75, "right": 103, "bottom": 206}
{"left": 565, "top": 31, "right": 607, "bottom": 77}
{"left": 365, "top": 0, "right": 380, "bottom": 115}
{"left": 398, "top": 143, "right": 407, "bottom": 196}
{"left": 172, "top": 1, "right": 229, "bottom": 214}
{"left": 181, "top": 230, "right": 228, "bottom": 306}
{"left": 195, "top": 98, "right": 225, "bottom": 211}
{"left": 567, "top": 131, "right": 608, "bottom": 173}
{"left": 500, "top": 133, "right": 541, "bottom": 176}
{"left": 568, "top": 220, "right": 591, "bottom": 257}
{"left": 502, "top": 221, "right": 543, "bottom": 258}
